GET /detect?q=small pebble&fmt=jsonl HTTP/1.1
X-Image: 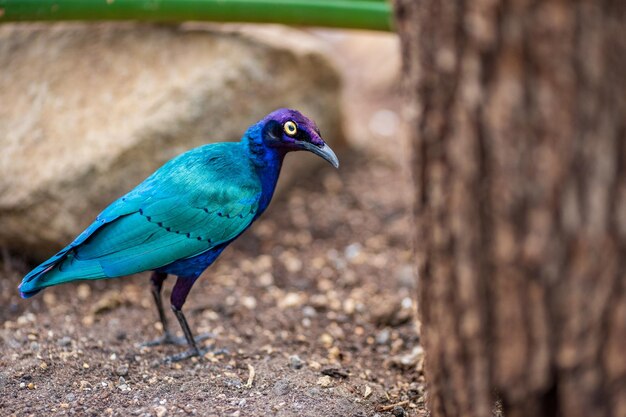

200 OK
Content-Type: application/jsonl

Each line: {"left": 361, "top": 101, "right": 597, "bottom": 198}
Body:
{"left": 317, "top": 375, "right": 333, "bottom": 388}
{"left": 282, "top": 255, "right": 302, "bottom": 273}
{"left": 57, "top": 336, "right": 72, "bottom": 347}
{"left": 389, "top": 346, "right": 424, "bottom": 369}
{"left": 344, "top": 243, "right": 362, "bottom": 261}
{"left": 116, "top": 364, "right": 129, "bottom": 377}
{"left": 16, "top": 313, "right": 35, "bottom": 326}
{"left": 79, "top": 380, "right": 92, "bottom": 391}
{"left": 302, "top": 305, "right": 317, "bottom": 317}
{"left": 77, "top": 284, "right": 91, "bottom": 300}
{"left": 241, "top": 296, "right": 257, "bottom": 310}
{"left": 376, "top": 328, "right": 390, "bottom": 345}
{"left": 343, "top": 299, "right": 356, "bottom": 315}
{"left": 154, "top": 405, "right": 167, "bottom": 417}
{"left": 289, "top": 355, "right": 304, "bottom": 370}
{"left": 82, "top": 315, "right": 95, "bottom": 326}
{"left": 272, "top": 379, "right": 291, "bottom": 396}
{"left": 319, "top": 333, "right": 334, "bottom": 348}
{"left": 327, "top": 346, "right": 342, "bottom": 361}
{"left": 257, "top": 272, "right": 274, "bottom": 287}
{"left": 278, "top": 292, "right": 303, "bottom": 309}
{"left": 118, "top": 376, "right": 131, "bottom": 392}
{"left": 392, "top": 406, "right": 406, "bottom": 417}
{"left": 223, "top": 378, "right": 243, "bottom": 389}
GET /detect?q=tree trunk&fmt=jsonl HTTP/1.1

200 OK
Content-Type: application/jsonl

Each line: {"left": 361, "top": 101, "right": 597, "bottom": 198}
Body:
{"left": 394, "top": 1, "right": 626, "bottom": 417}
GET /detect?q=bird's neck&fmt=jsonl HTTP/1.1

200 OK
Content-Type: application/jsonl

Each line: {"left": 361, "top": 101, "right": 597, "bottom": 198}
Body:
{"left": 243, "top": 125, "right": 286, "bottom": 214}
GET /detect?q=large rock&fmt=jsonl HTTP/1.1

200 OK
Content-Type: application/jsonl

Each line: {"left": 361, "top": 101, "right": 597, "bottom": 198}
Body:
{"left": 0, "top": 23, "right": 344, "bottom": 260}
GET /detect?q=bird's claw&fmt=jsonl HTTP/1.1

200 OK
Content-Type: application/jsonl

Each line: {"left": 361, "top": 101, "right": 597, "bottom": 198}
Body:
{"left": 139, "top": 332, "right": 214, "bottom": 348}
{"left": 164, "top": 347, "right": 206, "bottom": 363}
{"left": 163, "top": 346, "right": 229, "bottom": 363}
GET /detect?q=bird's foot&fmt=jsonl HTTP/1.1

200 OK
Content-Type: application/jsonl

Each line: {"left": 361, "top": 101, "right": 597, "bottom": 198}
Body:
{"left": 140, "top": 332, "right": 214, "bottom": 347}
{"left": 164, "top": 346, "right": 229, "bottom": 363}
{"left": 164, "top": 346, "right": 205, "bottom": 363}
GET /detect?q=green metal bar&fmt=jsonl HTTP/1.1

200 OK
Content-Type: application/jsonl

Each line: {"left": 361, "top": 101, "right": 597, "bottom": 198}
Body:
{"left": 0, "top": 0, "right": 393, "bottom": 31}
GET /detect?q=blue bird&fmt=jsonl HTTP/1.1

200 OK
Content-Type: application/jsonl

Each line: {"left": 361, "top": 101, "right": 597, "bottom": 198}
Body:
{"left": 19, "top": 109, "right": 339, "bottom": 361}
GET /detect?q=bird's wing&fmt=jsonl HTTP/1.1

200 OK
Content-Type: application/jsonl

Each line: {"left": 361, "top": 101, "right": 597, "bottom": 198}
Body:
{"left": 20, "top": 143, "right": 262, "bottom": 295}
{"left": 73, "top": 182, "right": 261, "bottom": 277}
{"left": 18, "top": 190, "right": 146, "bottom": 296}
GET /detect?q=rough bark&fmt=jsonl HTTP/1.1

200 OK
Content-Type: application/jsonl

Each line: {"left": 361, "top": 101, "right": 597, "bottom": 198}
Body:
{"left": 394, "top": 1, "right": 626, "bottom": 416}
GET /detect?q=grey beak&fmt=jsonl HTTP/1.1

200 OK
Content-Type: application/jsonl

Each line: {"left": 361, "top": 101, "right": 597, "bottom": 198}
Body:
{"left": 302, "top": 142, "right": 339, "bottom": 168}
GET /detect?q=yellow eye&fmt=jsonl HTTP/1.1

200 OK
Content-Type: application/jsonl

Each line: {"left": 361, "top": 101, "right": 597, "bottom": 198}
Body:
{"left": 283, "top": 121, "right": 298, "bottom": 136}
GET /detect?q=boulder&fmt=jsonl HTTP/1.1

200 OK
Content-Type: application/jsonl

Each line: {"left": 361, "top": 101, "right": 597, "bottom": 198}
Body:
{"left": 0, "top": 23, "right": 344, "bottom": 260}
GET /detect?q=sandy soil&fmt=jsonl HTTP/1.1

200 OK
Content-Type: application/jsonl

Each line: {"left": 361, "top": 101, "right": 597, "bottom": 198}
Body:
{"left": 0, "top": 30, "right": 425, "bottom": 417}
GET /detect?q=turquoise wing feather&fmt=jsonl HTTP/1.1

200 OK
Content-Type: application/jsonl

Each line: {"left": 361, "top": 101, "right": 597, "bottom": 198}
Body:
{"left": 19, "top": 143, "right": 261, "bottom": 296}
{"left": 76, "top": 182, "right": 260, "bottom": 276}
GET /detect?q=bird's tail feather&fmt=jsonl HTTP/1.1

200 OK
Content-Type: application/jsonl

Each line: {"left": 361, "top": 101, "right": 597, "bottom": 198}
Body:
{"left": 19, "top": 252, "right": 105, "bottom": 298}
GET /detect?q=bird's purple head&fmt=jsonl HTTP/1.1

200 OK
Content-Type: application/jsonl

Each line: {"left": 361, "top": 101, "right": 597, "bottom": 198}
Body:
{"left": 259, "top": 108, "right": 339, "bottom": 168}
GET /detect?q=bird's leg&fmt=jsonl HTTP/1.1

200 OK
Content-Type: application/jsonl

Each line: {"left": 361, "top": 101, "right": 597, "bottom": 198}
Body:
{"left": 169, "top": 307, "right": 202, "bottom": 361}
{"left": 141, "top": 272, "right": 184, "bottom": 346}
{"left": 141, "top": 273, "right": 214, "bottom": 350}
{"left": 151, "top": 272, "right": 172, "bottom": 337}
{"left": 164, "top": 276, "right": 214, "bottom": 362}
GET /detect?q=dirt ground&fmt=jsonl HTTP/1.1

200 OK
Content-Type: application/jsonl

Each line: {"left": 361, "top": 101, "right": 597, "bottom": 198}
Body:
{"left": 0, "top": 31, "right": 425, "bottom": 417}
